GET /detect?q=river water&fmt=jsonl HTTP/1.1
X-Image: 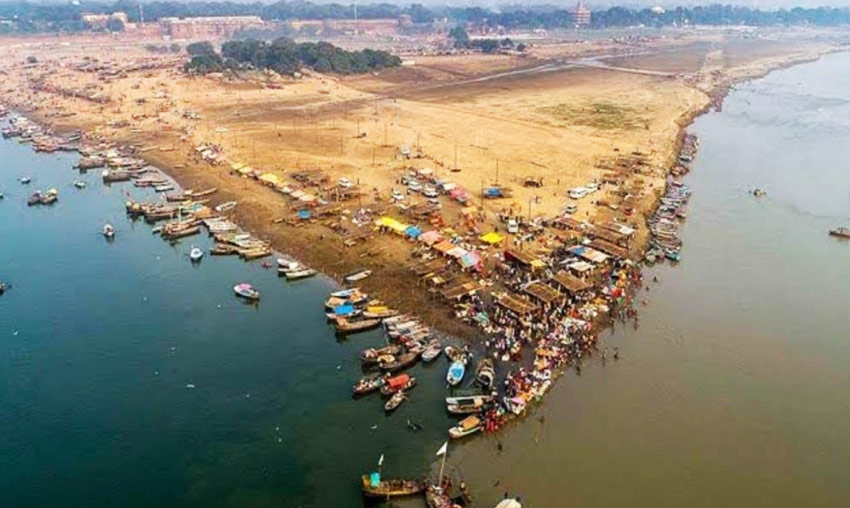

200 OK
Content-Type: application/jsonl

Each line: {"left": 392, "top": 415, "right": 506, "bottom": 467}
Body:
{"left": 2, "top": 52, "right": 850, "bottom": 508}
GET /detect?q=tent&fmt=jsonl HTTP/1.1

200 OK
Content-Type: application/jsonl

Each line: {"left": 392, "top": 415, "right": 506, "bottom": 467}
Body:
{"left": 459, "top": 251, "right": 482, "bottom": 270}
{"left": 386, "top": 373, "right": 410, "bottom": 389}
{"left": 480, "top": 232, "right": 504, "bottom": 245}
{"left": 333, "top": 304, "right": 356, "bottom": 316}
{"left": 296, "top": 209, "right": 311, "bottom": 220}
{"left": 259, "top": 173, "right": 281, "bottom": 186}
{"left": 433, "top": 240, "right": 455, "bottom": 254}
{"left": 405, "top": 225, "right": 422, "bottom": 238}
{"left": 446, "top": 246, "right": 468, "bottom": 258}
{"left": 418, "top": 230, "right": 444, "bottom": 246}
{"left": 237, "top": 166, "right": 254, "bottom": 175}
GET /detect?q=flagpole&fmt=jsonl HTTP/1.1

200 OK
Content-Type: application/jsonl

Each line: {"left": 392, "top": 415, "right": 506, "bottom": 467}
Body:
{"left": 438, "top": 448, "right": 447, "bottom": 484}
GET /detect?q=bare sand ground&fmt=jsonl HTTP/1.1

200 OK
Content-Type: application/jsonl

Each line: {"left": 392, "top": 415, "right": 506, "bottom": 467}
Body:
{"left": 1, "top": 27, "right": 846, "bottom": 336}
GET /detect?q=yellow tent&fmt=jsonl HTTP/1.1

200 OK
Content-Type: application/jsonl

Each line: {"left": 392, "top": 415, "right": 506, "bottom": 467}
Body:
{"left": 259, "top": 173, "right": 281, "bottom": 185}
{"left": 230, "top": 162, "right": 245, "bottom": 171}
{"left": 378, "top": 216, "right": 409, "bottom": 234}
{"left": 237, "top": 166, "right": 254, "bottom": 175}
{"left": 480, "top": 232, "right": 504, "bottom": 245}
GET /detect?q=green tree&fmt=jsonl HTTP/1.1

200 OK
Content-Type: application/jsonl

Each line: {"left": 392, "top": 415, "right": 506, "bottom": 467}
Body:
{"left": 186, "top": 41, "right": 216, "bottom": 57}
{"left": 106, "top": 17, "right": 124, "bottom": 32}
{"left": 449, "top": 26, "right": 470, "bottom": 49}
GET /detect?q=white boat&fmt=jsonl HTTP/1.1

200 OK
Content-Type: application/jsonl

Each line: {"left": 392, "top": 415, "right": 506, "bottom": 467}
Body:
{"left": 189, "top": 246, "right": 204, "bottom": 262}
{"left": 74, "top": 180, "right": 86, "bottom": 189}
{"left": 285, "top": 268, "right": 317, "bottom": 280}
{"left": 233, "top": 283, "right": 260, "bottom": 301}
{"left": 20, "top": 176, "right": 31, "bottom": 184}
{"left": 154, "top": 184, "right": 173, "bottom": 193}
{"left": 215, "top": 201, "right": 237, "bottom": 213}
{"left": 345, "top": 269, "right": 372, "bottom": 283}
{"left": 102, "top": 223, "right": 115, "bottom": 238}
{"left": 448, "top": 415, "right": 482, "bottom": 439}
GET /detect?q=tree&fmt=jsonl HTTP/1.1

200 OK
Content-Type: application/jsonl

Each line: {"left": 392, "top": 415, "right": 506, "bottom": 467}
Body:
{"left": 25, "top": 55, "right": 37, "bottom": 64}
{"left": 449, "top": 26, "right": 470, "bottom": 49}
{"left": 186, "top": 41, "right": 216, "bottom": 57}
{"left": 106, "top": 17, "right": 124, "bottom": 32}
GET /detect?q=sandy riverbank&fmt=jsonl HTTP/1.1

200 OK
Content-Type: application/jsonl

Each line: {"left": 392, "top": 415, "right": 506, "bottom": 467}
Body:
{"left": 0, "top": 27, "right": 846, "bottom": 339}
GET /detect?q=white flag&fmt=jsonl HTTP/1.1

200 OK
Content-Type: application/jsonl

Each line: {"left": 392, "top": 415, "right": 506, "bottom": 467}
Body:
{"left": 378, "top": 454, "right": 384, "bottom": 467}
{"left": 436, "top": 441, "right": 448, "bottom": 457}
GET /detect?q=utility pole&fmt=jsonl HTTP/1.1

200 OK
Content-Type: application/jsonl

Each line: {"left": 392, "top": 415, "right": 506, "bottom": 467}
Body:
{"left": 496, "top": 157, "right": 499, "bottom": 184}
{"left": 454, "top": 140, "right": 458, "bottom": 169}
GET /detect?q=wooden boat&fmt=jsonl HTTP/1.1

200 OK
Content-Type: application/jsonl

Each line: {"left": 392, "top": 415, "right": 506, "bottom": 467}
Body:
{"left": 163, "top": 225, "right": 201, "bottom": 240}
{"left": 360, "top": 344, "right": 401, "bottom": 364}
{"left": 334, "top": 317, "right": 381, "bottom": 334}
{"left": 360, "top": 475, "right": 425, "bottom": 498}
{"left": 447, "top": 401, "right": 488, "bottom": 415}
{"left": 186, "top": 187, "right": 217, "bottom": 198}
{"left": 345, "top": 269, "right": 372, "bottom": 283}
{"left": 425, "top": 484, "right": 455, "bottom": 508}
{"left": 448, "top": 415, "right": 482, "bottom": 439}
{"left": 829, "top": 227, "right": 850, "bottom": 239}
{"left": 475, "top": 358, "right": 495, "bottom": 389}
{"left": 233, "top": 283, "right": 260, "bottom": 301}
{"left": 102, "top": 223, "right": 115, "bottom": 238}
{"left": 379, "top": 352, "right": 419, "bottom": 372}
{"left": 284, "top": 268, "right": 317, "bottom": 280}
{"left": 384, "top": 390, "right": 406, "bottom": 412}
{"left": 101, "top": 170, "right": 131, "bottom": 183}
{"left": 362, "top": 306, "right": 399, "bottom": 319}
{"left": 214, "top": 201, "right": 237, "bottom": 212}
{"left": 445, "top": 392, "right": 494, "bottom": 407}
{"left": 210, "top": 244, "right": 238, "bottom": 255}
{"left": 421, "top": 339, "right": 443, "bottom": 362}
{"left": 39, "top": 192, "right": 57, "bottom": 205}
{"left": 380, "top": 374, "right": 417, "bottom": 396}
{"left": 352, "top": 375, "right": 386, "bottom": 396}
{"left": 27, "top": 191, "right": 42, "bottom": 206}
{"left": 239, "top": 247, "right": 272, "bottom": 260}
{"left": 0, "top": 281, "right": 6, "bottom": 295}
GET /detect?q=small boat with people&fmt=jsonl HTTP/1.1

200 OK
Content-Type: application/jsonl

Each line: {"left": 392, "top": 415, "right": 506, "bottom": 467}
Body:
{"left": 102, "top": 223, "right": 115, "bottom": 238}
{"left": 379, "top": 352, "right": 419, "bottom": 372}
{"left": 359, "top": 344, "right": 401, "bottom": 365}
{"left": 384, "top": 390, "right": 406, "bottom": 412}
{"left": 233, "top": 283, "right": 260, "bottom": 301}
{"left": 448, "top": 415, "right": 482, "bottom": 439}
{"left": 189, "top": 246, "right": 204, "bottom": 262}
{"left": 27, "top": 191, "right": 42, "bottom": 206}
{"left": 445, "top": 346, "right": 469, "bottom": 386}
{"left": 475, "top": 358, "right": 496, "bottom": 389}
{"left": 829, "top": 226, "right": 850, "bottom": 239}
{"left": 421, "top": 339, "right": 443, "bottom": 362}
{"left": 352, "top": 374, "right": 387, "bottom": 396}
{"left": 361, "top": 475, "right": 425, "bottom": 498}
{"left": 380, "top": 374, "right": 417, "bottom": 396}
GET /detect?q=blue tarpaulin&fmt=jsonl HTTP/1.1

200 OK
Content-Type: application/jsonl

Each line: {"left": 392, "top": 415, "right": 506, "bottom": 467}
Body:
{"left": 405, "top": 225, "right": 422, "bottom": 238}
{"left": 334, "top": 304, "right": 355, "bottom": 316}
{"left": 569, "top": 246, "right": 586, "bottom": 255}
{"left": 370, "top": 472, "right": 381, "bottom": 487}
{"left": 297, "top": 209, "right": 311, "bottom": 219}
{"left": 484, "top": 187, "right": 502, "bottom": 197}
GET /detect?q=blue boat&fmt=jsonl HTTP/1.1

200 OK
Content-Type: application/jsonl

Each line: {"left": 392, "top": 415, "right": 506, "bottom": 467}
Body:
{"left": 447, "top": 361, "right": 465, "bottom": 386}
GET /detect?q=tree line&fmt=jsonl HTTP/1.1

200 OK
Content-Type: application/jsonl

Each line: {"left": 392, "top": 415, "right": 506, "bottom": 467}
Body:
{"left": 183, "top": 38, "right": 401, "bottom": 75}
{"left": 4, "top": 1, "right": 850, "bottom": 34}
